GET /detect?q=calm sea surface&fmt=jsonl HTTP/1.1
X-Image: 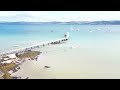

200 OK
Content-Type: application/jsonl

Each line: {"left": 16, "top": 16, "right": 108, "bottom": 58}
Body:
{"left": 0, "top": 24, "right": 120, "bottom": 52}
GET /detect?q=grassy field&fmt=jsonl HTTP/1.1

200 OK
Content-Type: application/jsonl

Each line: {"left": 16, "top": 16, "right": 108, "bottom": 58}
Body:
{"left": 16, "top": 51, "right": 40, "bottom": 59}
{"left": 0, "top": 62, "right": 16, "bottom": 79}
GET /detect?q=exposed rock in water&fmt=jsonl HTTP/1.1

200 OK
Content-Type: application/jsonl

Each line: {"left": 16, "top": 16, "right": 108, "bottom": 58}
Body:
{"left": 25, "top": 77, "right": 29, "bottom": 79}
{"left": 44, "top": 66, "right": 51, "bottom": 68}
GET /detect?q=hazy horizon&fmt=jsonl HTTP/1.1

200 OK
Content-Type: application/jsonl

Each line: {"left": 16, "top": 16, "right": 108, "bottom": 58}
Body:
{"left": 1, "top": 20, "right": 120, "bottom": 22}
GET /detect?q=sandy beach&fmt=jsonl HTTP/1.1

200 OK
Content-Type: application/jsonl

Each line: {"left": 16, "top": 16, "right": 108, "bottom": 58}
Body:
{"left": 10, "top": 43, "right": 120, "bottom": 79}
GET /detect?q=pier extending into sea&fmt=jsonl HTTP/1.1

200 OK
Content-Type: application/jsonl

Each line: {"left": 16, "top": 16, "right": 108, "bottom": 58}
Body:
{"left": 0, "top": 32, "right": 69, "bottom": 57}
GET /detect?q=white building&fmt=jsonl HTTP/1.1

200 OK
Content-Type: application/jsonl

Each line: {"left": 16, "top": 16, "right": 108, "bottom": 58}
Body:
{"left": 7, "top": 54, "right": 17, "bottom": 59}
{"left": 1, "top": 60, "right": 12, "bottom": 64}
{"left": 3, "top": 57, "right": 9, "bottom": 61}
{"left": 0, "top": 70, "right": 4, "bottom": 78}
{"left": 8, "top": 70, "right": 14, "bottom": 74}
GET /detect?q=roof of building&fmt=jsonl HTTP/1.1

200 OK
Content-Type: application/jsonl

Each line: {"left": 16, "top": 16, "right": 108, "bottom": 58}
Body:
{"left": 1, "top": 60, "right": 12, "bottom": 64}
{"left": 7, "top": 54, "right": 16, "bottom": 58}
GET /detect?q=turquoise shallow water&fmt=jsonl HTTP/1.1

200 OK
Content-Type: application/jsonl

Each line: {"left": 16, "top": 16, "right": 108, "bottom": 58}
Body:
{"left": 0, "top": 24, "right": 120, "bottom": 53}
{"left": 2, "top": 24, "right": 120, "bottom": 79}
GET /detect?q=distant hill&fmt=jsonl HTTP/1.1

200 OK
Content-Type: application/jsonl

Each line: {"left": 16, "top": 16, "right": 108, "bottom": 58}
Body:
{"left": 84, "top": 21, "right": 120, "bottom": 25}
{"left": 1, "top": 21, "right": 120, "bottom": 25}
{"left": 0, "top": 22, "right": 63, "bottom": 25}
{"left": 60, "top": 21, "right": 120, "bottom": 25}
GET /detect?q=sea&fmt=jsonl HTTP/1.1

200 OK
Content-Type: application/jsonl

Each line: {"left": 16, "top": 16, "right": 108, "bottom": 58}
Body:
{"left": 1, "top": 23, "right": 120, "bottom": 78}
{"left": 1, "top": 24, "right": 120, "bottom": 52}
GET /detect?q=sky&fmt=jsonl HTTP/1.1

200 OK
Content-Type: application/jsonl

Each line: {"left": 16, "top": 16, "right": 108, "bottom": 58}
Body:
{"left": 0, "top": 11, "right": 120, "bottom": 22}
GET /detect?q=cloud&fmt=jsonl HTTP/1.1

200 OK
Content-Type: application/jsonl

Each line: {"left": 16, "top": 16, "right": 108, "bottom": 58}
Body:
{"left": 0, "top": 11, "right": 120, "bottom": 22}
{"left": 0, "top": 11, "right": 56, "bottom": 22}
